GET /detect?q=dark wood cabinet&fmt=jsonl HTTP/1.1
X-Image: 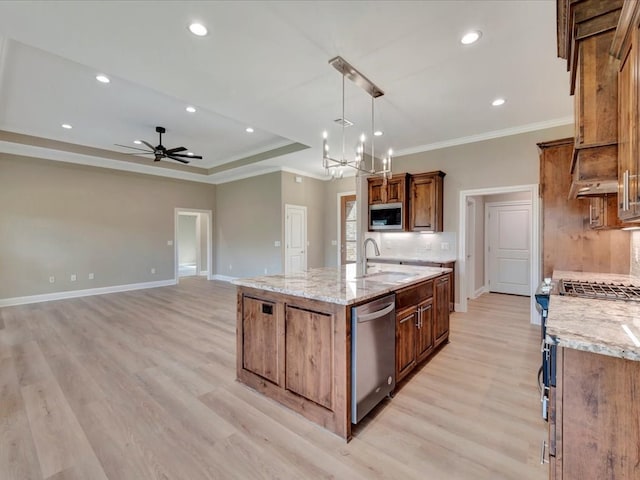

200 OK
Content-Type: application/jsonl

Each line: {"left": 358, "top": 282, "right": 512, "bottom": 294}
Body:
{"left": 367, "top": 175, "right": 406, "bottom": 205}
{"left": 367, "top": 171, "right": 444, "bottom": 232}
{"left": 613, "top": 1, "right": 640, "bottom": 221}
{"left": 409, "top": 171, "right": 445, "bottom": 232}
{"left": 394, "top": 274, "right": 448, "bottom": 383}
{"left": 434, "top": 274, "right": 450, "bottom": 346}
{"left": 547, "top": 347, "right": 640, "bottom": 479}
{"left": 587, "top": 194, "right": 635, "bottom": 229}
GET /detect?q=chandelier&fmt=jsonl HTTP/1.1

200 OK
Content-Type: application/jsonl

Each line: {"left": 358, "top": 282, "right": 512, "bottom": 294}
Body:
{"left": 322, "top": 56, "right": 392, "bottom": 182}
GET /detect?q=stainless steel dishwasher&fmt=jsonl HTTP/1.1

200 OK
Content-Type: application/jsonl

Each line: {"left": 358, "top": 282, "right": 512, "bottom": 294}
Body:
{"left": 351, "top": 294, "right": 396, "bottom": 424}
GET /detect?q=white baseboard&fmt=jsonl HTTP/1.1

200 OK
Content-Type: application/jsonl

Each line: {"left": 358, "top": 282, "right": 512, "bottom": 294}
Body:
{"left": 198, "top": 270, "right": 209, "bottom": 276}
{"left": 471, "top": 286, "right": 488, "bottom": 299}
{"left": 211, "top": 274, "right": 237, "bottom": 282}
{"left": 0, "top": 279, "right": 177, "bottom": 308}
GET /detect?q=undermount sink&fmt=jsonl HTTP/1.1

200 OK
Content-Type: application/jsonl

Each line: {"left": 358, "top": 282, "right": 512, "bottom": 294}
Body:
{"left": 355, "top": 271, "right": 415, "bottom": 283}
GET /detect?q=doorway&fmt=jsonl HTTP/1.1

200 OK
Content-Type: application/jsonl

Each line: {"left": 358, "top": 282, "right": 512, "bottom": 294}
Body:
{"left": 339, "top": 193, "right": 357, "bottom": 265}
{"left": 458, "top": 185, "right": 540, "bottom": 324}
{"left": 174, "top": 208, "right": 213, "bottom": 282}
{"left": 285, "top": 204, "right": 307, "bottom": 274}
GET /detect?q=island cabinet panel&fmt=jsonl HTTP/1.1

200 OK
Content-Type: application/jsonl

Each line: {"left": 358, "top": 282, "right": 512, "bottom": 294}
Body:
{"left": 549, "top": 347, "right": 640, "bottom": 479}
{"left": 285, "top": 306, "right": 333, "bottom": 410}
{"left": 434, "top": 274, "right": 451, "bottom": 346}
{"left": 242, "top": 297, "right": 281, "bottom": 385}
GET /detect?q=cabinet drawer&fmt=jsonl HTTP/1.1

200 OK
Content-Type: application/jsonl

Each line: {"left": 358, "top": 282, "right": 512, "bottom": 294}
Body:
{"left": 395, "top": 280, "right": 433, "bottom": 310}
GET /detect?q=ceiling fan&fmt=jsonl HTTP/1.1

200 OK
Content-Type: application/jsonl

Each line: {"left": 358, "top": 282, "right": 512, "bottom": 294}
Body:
{"left": 116, "top": 126, "right": 202, "bottom": 164}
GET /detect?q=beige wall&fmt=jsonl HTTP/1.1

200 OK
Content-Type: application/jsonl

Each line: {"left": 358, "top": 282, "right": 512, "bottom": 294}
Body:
{"left": 323, "top": 176, "right": 357, "bottom": 267}
{"left": 178, "top": 214, "right": 197, "bottom": 265}
{"left": 215, "top": 171, "right": 282, "bottom": 277}
{"left": 392, "top": 124, "right": 573, "bottom": 232}
{"left": 0, "top": 153, "right": 215, "bottom": 299}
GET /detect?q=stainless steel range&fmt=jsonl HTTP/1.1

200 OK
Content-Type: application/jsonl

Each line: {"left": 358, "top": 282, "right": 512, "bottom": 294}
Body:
{"left": 558, "top": 280, "right": 640, "bottom": 301}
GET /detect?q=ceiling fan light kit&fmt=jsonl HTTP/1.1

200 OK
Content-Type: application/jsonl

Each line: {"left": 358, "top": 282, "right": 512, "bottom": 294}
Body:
{"left": 322, "top": 56, "right": 392, "bottom": 183}
{"left": 115, "top": 126, "right": 202, "bottom": 164}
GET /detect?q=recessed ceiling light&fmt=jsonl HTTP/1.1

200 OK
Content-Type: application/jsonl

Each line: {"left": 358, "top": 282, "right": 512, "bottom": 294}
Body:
{"left": 187, "top": 152, "right": 195, "bottom": 157}
{"left": 186, "top": 106, "right": 196, "bottom": 113}
{"left": 188, "top": 23, "right": 208, "bottom": 37}
{"left": 245, "top": 127, "right": 254, "bottom": 133}
{"left": 96, "top": 74, "right": 110, "bottom": 84}
{"left": 61, "top": 124, "right": 72, "bottom": 129}
{"left": 374, "top": 130, "right": 383, "bottom": 137}
{"left": 134, "top": 140, "right": 142, "bottom": 145}
{"left": 491, "top": 98, "right": 506, "bottom": 106}
{"left": 461, "top": 30, "right": 482, "bottom": 45}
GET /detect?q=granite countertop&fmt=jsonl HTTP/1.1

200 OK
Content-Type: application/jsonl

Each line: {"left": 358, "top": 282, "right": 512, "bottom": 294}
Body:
{"left": 547, "top": 270, "right": 640, "bottom": 361}
{"left": 232, "top": 263, "right": 452, "bottom": 306}
{"left": 367, "top": 256, "right": 457, "bottom": 264}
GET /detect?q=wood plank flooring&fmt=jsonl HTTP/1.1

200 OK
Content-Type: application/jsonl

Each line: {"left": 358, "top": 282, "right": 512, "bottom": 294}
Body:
{"left": 0, "top": 278, "right": 547, "bottom": 480}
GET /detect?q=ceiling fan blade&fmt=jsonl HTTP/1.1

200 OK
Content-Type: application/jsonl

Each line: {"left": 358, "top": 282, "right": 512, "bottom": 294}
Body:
{"left": 141, "top": 140, "right": 156, "bottom": 151}
{"left": 167, "top": 155, "right": 190, "bottom": 164}
{"left": 171, "top": 153, "right": 203, "bottom": 159}
{"left": 166, "top": 146, "right": 187, "bottom": 154}
{"left": 114, "top": 144, "right": 153, "bottom": 153}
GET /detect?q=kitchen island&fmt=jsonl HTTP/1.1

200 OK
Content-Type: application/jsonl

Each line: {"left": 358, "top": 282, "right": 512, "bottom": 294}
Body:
{"left": 544, "top": 271, "right": 640, "bottom": 479}
{"left": 232, "top": 263, "right": 452, "bottom": 440}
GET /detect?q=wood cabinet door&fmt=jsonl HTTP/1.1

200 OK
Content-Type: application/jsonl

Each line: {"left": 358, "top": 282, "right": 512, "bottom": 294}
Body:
{"left": 242, "top": 297, "right": 280, "bottom": 384}
{"left": 618, "top": 19, "right": 640, "bottom": 221}
{"left": 415, "top": 299, "right": 434, "bottom": 363}
{"left": 386, "top": 177, "right": 405, "bottom": 204}
{"left": 368, "top": 178, "right": 385, "bottom": 204}
{"left": 285, "top": 306, "right": 333, "bottom": 409}
{"left": 410, "top": 175, "right": 435, "bottom": 230}
{"left": 434, "top": 275, "right": 450, "bottom": 345}
{"left": 396, "top": 306, "right": 417, "bottom": 382}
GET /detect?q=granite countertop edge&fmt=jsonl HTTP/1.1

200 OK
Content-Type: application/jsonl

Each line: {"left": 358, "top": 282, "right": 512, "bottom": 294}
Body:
{"left": 232, "top": 265, "right": 452, "bottom": 306}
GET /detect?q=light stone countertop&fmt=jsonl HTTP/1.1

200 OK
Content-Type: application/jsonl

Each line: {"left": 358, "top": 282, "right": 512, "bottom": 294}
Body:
{"left": 231, "top": 263, "right": 452, "bottom": 306}
{"left": 547, "top": 270, "right": 640, "bottom": 361}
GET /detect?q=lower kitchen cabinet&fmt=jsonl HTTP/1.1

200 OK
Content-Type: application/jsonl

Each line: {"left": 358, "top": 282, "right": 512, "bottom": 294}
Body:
{"left": 434, "top": 274, "right": 450, "bottom": 346}
{"left": 242, "top": 296, "right": 281, "bottom": 385}
{"left": 546, "top": 347, "right": 640, "bottom": 479}
{"left": 395, "top": 274, "right": 448, "bottom": 383}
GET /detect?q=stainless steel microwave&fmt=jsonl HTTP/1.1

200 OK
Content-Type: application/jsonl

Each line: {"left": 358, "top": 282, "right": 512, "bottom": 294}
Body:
{"left": 369, "top": 202, "right": 403, "bottom": 230}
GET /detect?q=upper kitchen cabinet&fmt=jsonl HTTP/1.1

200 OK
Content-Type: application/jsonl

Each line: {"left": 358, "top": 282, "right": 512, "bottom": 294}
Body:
{"left": 557, "top": 0, "right": 623, "bottom": 198}
{"left": 612, "top": 0, "right": 640, "bottom": 221}
{"left": 368, "top": 174, "right": 406, "bottom": 205}
{"left": 409, "top": 171, "right": 445, "bottom": 232}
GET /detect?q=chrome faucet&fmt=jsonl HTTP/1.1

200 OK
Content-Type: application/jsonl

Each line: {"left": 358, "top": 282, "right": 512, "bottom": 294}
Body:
{"left": 361, "top": 237, "right": 381, "bottom": 275}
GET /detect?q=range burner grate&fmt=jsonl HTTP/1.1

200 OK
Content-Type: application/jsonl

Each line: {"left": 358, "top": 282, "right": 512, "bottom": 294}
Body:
{"left": 558, "top": 280, "right": 640, "bottom": 301}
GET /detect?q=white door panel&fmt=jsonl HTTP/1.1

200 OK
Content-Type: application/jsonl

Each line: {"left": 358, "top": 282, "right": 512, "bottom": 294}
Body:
{"left": 488, "top": 203, "right": 531, "bottom": 296}
{"left": 285, "top": 204, "right": 307, "bottom": 274}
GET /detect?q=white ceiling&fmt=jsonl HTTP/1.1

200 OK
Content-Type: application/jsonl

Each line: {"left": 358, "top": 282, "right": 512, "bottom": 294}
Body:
{"left": 0, "top": 0, "right": 572, "bottom": 184}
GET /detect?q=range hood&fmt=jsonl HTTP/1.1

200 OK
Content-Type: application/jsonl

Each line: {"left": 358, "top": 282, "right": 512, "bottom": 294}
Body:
{"left": 568, "top": 144, "right": 618, "bottom": 198}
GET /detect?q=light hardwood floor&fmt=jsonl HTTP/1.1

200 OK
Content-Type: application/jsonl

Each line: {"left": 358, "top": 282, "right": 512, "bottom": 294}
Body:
{"left": 0, "top": 279, "right": 547, "bottom": 480}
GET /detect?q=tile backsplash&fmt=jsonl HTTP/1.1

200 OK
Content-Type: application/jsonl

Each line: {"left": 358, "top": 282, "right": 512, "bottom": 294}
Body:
{"left": 631, "top": 231, "right": 640, "bottom": 278}
{"left": 364, "top": 231, "right": 457, "bottom": 261}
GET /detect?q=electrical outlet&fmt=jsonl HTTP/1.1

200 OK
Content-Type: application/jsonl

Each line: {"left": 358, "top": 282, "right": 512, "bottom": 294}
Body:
{"left": 441, "top": 242, "right": 450, "bottom": 251}
{"left": 274, "top": 241, "right": 281, "bottom": 247}
{"left": 167, "top": 240, "right": 173, "bottom": 246}
{"left": 49, "top": 276, "right": 55, "bottom": 284}
{"left": 151, "top": 268, "right": 156, "bottom": 274}
{"left": 229, "top": 264, "right": 233, "bottom": 271}
{"left": 264, "top": 268, "right": 268, "bottom": 274}
{"left": 331, "top": 240, "right": 337, "bottom": 246}
{"left": 88, "top": 273, "right": 94, "bottom": 280}
{"left": 425, "top": 243, "right": 432, "bottom": 250}
{"left": 70, "top": 274, "right": 77, "bottom": 282}
{"left": 635, "top": 247, "right": 640, "bottom": 263}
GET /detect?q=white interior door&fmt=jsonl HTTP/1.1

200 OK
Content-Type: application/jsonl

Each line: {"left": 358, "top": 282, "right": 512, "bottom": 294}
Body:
{"left": 285, "top": 204, "right": 307, "bottom": 274}
{"left": 487, "top": 203, "right": 531, "bottom": 296}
